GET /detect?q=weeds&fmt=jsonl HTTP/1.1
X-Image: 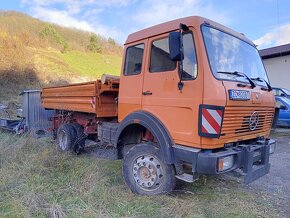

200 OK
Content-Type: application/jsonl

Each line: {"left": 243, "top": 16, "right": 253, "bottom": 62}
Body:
{"left": 0, "top": 132, "right": 282, "bottom": 217}
{"left": 40, "top": 24, "right": 69, "bottom": 53}
{"left": 87, "top": 34, "right": 102, "bottom": 53}
{"left": 0, "top": 11, "right": 122, "bottom": 55}
{"left": 0, "top": 11, "right": 122, "bottom": 114}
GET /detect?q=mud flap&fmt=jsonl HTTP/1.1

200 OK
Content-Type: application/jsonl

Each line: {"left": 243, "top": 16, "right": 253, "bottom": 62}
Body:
{"left": 242, "top": 143, "right": 270, "bottom": 184}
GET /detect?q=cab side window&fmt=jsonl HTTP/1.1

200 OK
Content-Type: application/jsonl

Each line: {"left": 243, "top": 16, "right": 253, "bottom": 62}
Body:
{"left": 150, "top": 38, "right": 176, "bottom": 72}
{"left": 149, "top": 33, "right": 198, "bottom": 79}
{"left": 124, "top": 44, "right": 144, "bottom": 75}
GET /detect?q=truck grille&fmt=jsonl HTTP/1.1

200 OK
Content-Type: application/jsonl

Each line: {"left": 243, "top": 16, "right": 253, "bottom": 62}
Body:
{"left": 221, "top": 107, "right": 274, "bottom": 139}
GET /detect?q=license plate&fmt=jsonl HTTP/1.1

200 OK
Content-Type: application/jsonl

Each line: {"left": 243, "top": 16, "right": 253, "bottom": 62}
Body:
{"left": 229, "top": 90, "right": 250, "bottom": 101}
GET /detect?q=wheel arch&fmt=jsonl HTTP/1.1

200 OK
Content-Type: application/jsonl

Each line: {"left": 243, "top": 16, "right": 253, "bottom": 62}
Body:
{"left": 115, "top": 111, "right": 175, "bottom": 164}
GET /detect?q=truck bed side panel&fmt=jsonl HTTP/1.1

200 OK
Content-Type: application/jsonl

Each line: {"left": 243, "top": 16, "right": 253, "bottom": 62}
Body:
{"left": 42, "top": 82, "right": 97, "bottom": 114}
{"left": 42, "top": 81, "right": 120, "bottom": 118}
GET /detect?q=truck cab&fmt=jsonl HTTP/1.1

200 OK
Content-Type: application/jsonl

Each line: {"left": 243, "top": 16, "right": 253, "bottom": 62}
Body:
{"left": 117, "top": 16, "right": 275, "bottom": 192}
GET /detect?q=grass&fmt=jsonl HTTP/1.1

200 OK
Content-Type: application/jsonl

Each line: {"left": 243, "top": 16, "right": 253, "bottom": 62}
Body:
{"left": 32, "top": 48, "right": 122, "bottom": 84}
{"left": 59, "top": 51, "right": 122, "bottom": 78}
{"left": 0, "top": 11, "right": 122, "bottom": 111}
{"left": 0, "top": 10, "right": 123, "bottom": 84}
{"left": 0, "top": 46, "right": 122, "bottom": 114}
{"left": 0, "top": 132, "right": 282, "bottom": 217}
{"left": 0, "top": 11, "right": 122, "bottom": 54}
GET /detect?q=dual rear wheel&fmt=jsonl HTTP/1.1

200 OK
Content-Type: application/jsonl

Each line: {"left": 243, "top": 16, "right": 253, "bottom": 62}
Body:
{"left": 57, "top": 123, "right": 86, "bottom": 154}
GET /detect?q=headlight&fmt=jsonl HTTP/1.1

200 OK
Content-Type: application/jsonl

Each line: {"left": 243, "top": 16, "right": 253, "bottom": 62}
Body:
{"left": 218, "top": 155, "right": 234, "bottom": 172}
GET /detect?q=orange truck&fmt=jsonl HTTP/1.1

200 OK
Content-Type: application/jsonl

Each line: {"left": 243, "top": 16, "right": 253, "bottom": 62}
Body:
{"left": 42, "top": 16, "right": 276, "bottom": 195}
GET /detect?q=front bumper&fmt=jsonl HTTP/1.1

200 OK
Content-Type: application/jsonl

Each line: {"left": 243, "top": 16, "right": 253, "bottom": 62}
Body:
{"left": 174, "top": 139, "right": 276, "bottom": 184}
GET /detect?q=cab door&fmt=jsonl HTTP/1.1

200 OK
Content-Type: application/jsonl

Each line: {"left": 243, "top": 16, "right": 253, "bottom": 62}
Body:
{"left": 142, "top": 30, "right": 203, "bottom": 147}
{"left": 118, "top": 41, "right": 147, "bottom": 121}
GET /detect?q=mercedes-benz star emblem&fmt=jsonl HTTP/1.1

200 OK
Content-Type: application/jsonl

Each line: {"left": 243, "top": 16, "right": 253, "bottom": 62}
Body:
{"left": 249, "top": 111, "right": 259, "bottom": 131}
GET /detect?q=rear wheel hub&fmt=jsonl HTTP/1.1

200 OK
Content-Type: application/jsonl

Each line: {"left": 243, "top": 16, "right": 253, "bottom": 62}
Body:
{"left": 58, "top": 130, "right": 68, "bottom": 150}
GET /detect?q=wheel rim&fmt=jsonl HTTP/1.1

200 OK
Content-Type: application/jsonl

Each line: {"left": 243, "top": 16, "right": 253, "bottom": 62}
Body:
{"left": 132, "top": 154, "right": 163, "bottom": 190}
{"left": 58, "top": 130, "right": 68, "bottom": 150}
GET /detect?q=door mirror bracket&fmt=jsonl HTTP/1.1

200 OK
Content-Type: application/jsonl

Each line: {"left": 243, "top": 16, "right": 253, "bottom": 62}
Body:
{"left": 169, "top": 23, "right": 189, "bottom": 91}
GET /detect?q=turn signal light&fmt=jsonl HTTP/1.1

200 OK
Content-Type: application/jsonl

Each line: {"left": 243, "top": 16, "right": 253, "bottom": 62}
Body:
{"left": 218, "top": 155, "right": 234, "bottom": 172}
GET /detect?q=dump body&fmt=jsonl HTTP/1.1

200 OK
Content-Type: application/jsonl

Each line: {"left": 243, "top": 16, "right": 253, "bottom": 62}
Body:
{"left": 42, "top": 78, "right": 119, "bottom": 118}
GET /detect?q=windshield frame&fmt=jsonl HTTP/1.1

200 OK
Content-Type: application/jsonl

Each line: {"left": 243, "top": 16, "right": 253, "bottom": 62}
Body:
{"left": 200, "top": 24, "right": 270, "bottom": 87}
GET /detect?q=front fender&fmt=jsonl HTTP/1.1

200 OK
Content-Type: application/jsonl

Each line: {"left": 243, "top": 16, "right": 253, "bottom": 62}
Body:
{"left": 115, "top": 111, "right": 175, "bottom": 164}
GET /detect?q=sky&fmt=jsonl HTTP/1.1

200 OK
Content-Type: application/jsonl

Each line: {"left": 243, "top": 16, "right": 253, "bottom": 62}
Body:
{"left": 1, "top": 0, "right": 290, "bottom": 49}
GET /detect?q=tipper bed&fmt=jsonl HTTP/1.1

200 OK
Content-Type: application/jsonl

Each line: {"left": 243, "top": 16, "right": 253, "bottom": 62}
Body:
{"left": 41, "top": 75, "right": 119, "bottom": 117}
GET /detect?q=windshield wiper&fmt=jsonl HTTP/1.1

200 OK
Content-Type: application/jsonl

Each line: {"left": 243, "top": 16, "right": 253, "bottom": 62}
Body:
{"left": 217, "top": 71, "right": 256, "bottom": 89}
{"left": 250, "top": 77, "right": 272, "bottom": 91}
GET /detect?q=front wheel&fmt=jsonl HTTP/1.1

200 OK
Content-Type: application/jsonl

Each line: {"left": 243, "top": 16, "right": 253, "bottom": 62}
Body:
{"left": 123, "top": 143, "right": 176, "bottom": 195}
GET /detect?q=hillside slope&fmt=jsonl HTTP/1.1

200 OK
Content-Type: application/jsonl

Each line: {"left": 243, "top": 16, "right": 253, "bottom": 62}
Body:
{"left": 0, "top": 11, "right": 122, "bottom": 110}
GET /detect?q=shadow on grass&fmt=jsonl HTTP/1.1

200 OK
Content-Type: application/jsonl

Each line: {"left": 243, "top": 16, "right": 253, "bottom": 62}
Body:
{"left": 0, "top": 68, "right": 40, "bottom": 102}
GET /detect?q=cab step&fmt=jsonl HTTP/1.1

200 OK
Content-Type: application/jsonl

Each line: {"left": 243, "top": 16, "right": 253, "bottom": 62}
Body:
{"left": 175, "top": 173, "right": 199, "bottom": 183}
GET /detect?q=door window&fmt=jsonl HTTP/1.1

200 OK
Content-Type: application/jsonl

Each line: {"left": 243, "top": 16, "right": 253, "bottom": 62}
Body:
{"left": 124, "top": 44, "right": 144, "bottom": 75}
{"left": 150, "top": 38, "right": 176, "bottom": 72}
{"left": 149, "top": 33, "right": 198, "bottom": 79}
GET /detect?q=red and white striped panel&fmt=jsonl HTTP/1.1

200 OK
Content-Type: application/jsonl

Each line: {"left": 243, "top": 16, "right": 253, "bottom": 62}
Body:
{"left": 201, "top": 108, "right": 223, "bottom": 134}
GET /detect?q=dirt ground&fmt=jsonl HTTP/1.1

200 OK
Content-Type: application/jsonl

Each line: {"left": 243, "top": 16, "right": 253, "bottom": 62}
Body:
{"left": 247, "top": 129, "right": 290, "bottom": 217}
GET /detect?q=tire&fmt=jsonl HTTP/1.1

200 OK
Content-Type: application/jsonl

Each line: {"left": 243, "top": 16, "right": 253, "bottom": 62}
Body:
{"left": 71, "top": 123, "right": 86, "bottom": 154}
{"left": 57, "top": 124, "right": 76, "bottom": 151}
{"left": 52, "top": 129, "right": 57, "bottom": 140}
{"left": 123, "top": 143, "right": 176, "bottom": 195}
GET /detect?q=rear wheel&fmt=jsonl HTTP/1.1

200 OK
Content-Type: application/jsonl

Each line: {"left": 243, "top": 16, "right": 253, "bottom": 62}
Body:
{"left": 123, "top": 143, "right": 176, "bottom": 195}
{"left": 71, "top": 123, "right": 86, "bottom": 154}
{"left": 57, "top": 124, "right": 76, "bottom": 151}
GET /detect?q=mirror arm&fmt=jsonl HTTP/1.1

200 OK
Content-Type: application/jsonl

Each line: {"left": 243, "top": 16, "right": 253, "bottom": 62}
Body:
{"left": 178, "top": 23, "right": 184, "bottom": 91}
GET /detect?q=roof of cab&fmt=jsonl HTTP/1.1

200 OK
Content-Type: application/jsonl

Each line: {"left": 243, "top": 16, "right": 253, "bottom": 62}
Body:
{"left": 125, "top": 16, "right": 254, "bottom": 46}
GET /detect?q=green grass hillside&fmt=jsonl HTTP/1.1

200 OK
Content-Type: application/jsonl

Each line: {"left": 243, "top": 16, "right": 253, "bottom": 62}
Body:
{"left": 0, "top": 11, "right": 122, "bottom": 108}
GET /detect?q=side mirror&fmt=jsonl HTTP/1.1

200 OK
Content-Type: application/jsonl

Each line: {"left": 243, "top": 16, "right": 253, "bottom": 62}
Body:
{"left": 169, "top": 32, "right": 182, "bottom": 61}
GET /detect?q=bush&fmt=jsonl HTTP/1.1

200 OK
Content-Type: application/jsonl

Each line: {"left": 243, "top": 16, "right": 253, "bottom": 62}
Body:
{"left": 87, "top": 34, "right": 102, "bottom": 53}
{"left": 40, "top": 24, "right": 69, "bottom": 52}
{"left": 108, "top": 37, "right": 116, "bottom": 46}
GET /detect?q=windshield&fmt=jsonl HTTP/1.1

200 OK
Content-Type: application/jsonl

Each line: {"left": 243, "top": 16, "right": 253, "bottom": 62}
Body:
{"left": 284, "top": 98, "right": 290, "bottom": 105}
{"left": 202, "top": 25, "right": 269, "bottom": 84}
{"left": 282, "top": 88, "right": 290, "bottom": 95}
{"left": 278, "top": 97, "right": 290, "bottom": 106}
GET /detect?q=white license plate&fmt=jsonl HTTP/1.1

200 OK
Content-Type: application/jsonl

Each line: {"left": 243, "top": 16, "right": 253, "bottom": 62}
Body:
{"left": 229, "top": 90, "right": 250, "bottom": 100}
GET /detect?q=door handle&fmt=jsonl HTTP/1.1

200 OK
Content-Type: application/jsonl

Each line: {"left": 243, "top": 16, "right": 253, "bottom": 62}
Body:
{"left": 142, "top": 91, "right": 153, "bottom": 95}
